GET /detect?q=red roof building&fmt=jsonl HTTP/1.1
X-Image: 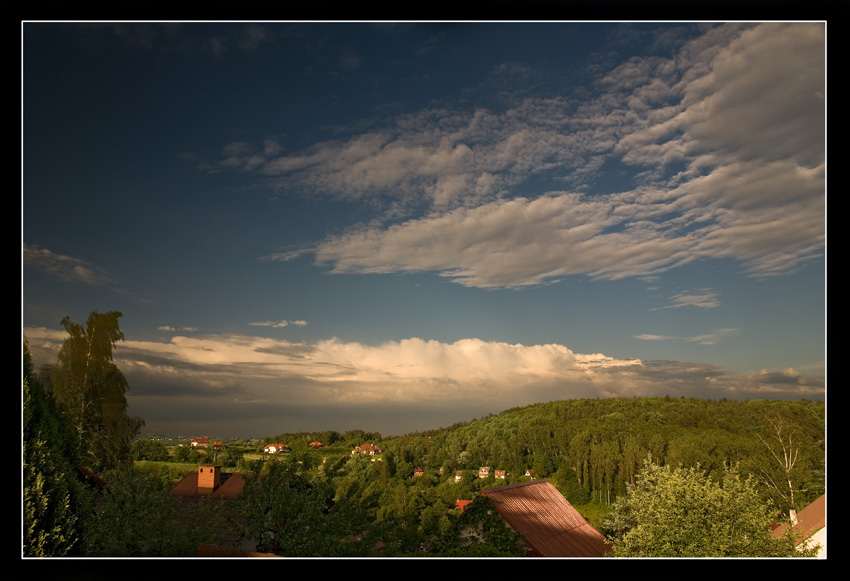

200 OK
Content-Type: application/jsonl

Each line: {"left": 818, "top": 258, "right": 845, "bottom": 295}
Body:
{"left": 263, "top": 443, "right": 289, "bottom": 454}
{"left": 352, "top": 443, "right": 383, "bottom": 455}
{"left": 773, "top": 494, "right": 826, "bottom": 557}
{"left": 169, "top": 465, "right": 246, "bottom": 501}
{"left": 480, "top": 480, "right": 611, "bottom": 557}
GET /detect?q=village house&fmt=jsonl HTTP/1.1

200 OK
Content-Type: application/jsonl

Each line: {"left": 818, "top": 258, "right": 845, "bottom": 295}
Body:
{"left": 478, "top": 466, "right": 490, "bottom": 479}
{"left": 495, "top": 470, "right": 506, "bottom": 480}
{"left": 479, "top": 480, "right": 612, "bottom": 557}
{"left": 773, "top": 494, "right": 826, "bottom": 558}
{"left": 263, "top": 443, "right": 289, "bottom": 454}
{"left": 351, "top": 443, "right": 383, "bottom": 455}
{"left": 308, "top": 441, "right": 326, "bottom": 449}
{"left": 413, "top": 467, "right": 424, "bottom": 478}
{"left": 455, "top": 470, "right": 464, "bottom": 483}
{"left": 190, "top": 437, "right": 209, "bottom": 447}
{"left": 168, "top": 465, "right": 266, "bottom": 555}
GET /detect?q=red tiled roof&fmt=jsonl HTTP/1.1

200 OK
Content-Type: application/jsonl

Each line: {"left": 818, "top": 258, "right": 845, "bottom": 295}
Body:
{"left": 169, "top": 470, "right": 247, "bottom": 500}
{"left": 480, "top": 480, "right": 611, "bottom": 557}
{"left": 773, "top": 494, "right": 825, "bottom": 545}
{"left": 455, "top": 499, "right": 472, "bottom": 512}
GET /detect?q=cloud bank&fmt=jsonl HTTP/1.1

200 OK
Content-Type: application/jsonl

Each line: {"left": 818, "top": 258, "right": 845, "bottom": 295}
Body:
{"left": 24, "top": 325, "right": 824, "bottom": 437}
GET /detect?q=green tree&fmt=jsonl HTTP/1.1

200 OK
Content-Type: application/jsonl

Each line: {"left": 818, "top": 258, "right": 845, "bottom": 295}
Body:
{"left": 23, "top": 338, "right": 92, "bottom": 556}
{"left": 235, "top": 460, "right": 369, "bottom": 556}
{"left": 46, "top": 311, "right": 143, "bottom": 473}
{"left": 438, "top": 496, "right": 527, "bottom": 557}
{"left": 173, "top": 444, "right": 202, "bottom": 464}
{"left": 85, "top": 466, "right": 226, "bottom": 556}
{"left": 131, "top": 439, "right": 169, "bottom": 462}
{"left": 754, "top": 414, "right": 823, "bottom": 520}
{"left": 604, "top": 460, "right": 816, "bottom": 557}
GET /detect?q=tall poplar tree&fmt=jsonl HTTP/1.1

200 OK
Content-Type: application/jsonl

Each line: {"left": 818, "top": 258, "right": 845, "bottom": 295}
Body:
{"left": 47, "top": 311, "right": 143, "bottom": 473}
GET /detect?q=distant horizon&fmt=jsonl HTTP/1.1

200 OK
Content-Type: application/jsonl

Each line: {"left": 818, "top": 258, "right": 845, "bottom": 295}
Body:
{"left": 24, "top": 22, "right": 825, "bottom": 439}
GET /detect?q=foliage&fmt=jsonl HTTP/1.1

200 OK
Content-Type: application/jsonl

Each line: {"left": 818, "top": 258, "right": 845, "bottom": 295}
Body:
{"left": 45, "top": 311, "right": 143, "bottom": 473}
{"left": 749, "top": 413, "right": 824, "bottom": 519}
{"left": 377, "top": 397, "right": 824, "bottom": 509}
{"left": 603, "top": 460, "right": 816, "bottom": 557}
{"left": 84, "top": 466, "right": 226, "bottom": 556}
{"left": 173, "top": 444, "right": 202, "bottom": 464}
{"left": 437, "top": 496, "right": 527, "bottom": 557}
{"left": 131, "top": 438, "right": 169, "bottom": 462}
{"left": 23, "top": 340, "right": 92, "bottom": 557}
{"left": 234, "top": 460, "right": 374, "bottom": 556}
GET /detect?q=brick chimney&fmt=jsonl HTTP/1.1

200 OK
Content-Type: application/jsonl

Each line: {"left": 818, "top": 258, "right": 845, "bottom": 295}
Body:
{"left": 198, "top": 465, "right": 221, "bottom": 492}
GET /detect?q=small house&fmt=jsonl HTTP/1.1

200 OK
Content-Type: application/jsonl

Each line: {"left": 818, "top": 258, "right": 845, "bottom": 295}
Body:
{"left": 263, "top": 443, "right": 289, "bottom": 454}
{"left": 351, "top": 443, "right": 383, "bottom": 455}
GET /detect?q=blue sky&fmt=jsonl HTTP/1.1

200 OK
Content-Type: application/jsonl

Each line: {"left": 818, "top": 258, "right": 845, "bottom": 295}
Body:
{"left": 23, "top": 22, "right": 825, "bottom": 438}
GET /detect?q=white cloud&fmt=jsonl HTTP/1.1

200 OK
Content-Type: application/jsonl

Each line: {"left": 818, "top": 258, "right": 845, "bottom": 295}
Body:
{"left": 203, "top": 24, "right": 822, "bottom": 291}
{"left": 686, "top": 327, "right": 740, "bottom": 346}
{"left": 635, "top": 327, "right": 739, "bottom": 345}
{"left": 23, "top": 244, "right": 114, "bottom": 287}
{"left": 251, "top": 24, "right": 823, "bottom": 289}
{"left": 248, "top": 320, "right": 308, "bottom": 328}
{"left": 311, "top": 193, "right": 700, "bottom": 287}
{"left": 634, "top": 334, "right": 673, "bottom": 341}
{"left": 23, "top": 326, "right": 822, "bottom": 435}
{"left": 664, "top": 290, "right": 720, "bottom": 310}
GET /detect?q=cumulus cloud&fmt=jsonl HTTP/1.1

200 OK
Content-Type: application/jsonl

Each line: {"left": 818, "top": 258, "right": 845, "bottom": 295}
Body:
{"left": 23, "top": 326, "right": 824, "bottom": 436}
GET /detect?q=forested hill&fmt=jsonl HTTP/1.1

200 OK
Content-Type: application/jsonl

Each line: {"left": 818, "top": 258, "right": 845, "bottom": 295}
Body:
{"left": 373, "top": 397, "right": 824, "bottom": 510}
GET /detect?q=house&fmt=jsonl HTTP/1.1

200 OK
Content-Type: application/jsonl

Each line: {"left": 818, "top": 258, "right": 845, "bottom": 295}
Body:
{"left": 190, "top": 437, "right": 210, "bottom": 447}
{"left": 169, "top": 465, "right": 282, "bottom": 556}
{"left": 213, "top": 441, "right": 226, "bottom": 450}
{"left": 169, "top": 465, "right": 246, "bottom": 500}
{"left": 413, "top": 467, "right": 424, "bottom": 478}
{"left": 263, "top": 443, "right": 289, "bottom": 454}
{"left": 479, "top": 480, "right": 612, "bottom": 557}
{"left": 773, "top": 494, "right": 825, "bottom": 557}
{"left": 455, "top": 471, "right": 464, "bottom": 483}
{"left": 351, "top": 443, "right": 383, "bottom": 455}
{"left": 478, "top": 466, "right": 490, "bottom": 479}
{"left": 308, "top": 441, "right": 326, "bottom": 449}
{"left": 495, "top": 470, "right": 506, "bottom": 480}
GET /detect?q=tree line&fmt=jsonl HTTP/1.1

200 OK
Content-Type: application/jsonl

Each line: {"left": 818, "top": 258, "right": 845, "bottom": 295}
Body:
{"left": 375, "top": 396, "right": 824, "bottom": 516}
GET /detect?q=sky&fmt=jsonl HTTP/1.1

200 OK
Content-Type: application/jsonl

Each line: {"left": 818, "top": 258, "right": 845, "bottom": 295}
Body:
{"left": 22, "top": 22, "right": 826, "bottom": 439}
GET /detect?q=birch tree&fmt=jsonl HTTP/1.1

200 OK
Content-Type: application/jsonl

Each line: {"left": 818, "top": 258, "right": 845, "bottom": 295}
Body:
{"left": 48, "top": 311, "right": 143, "bottom": 473}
